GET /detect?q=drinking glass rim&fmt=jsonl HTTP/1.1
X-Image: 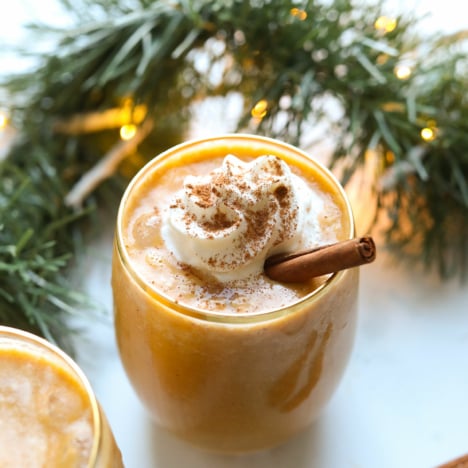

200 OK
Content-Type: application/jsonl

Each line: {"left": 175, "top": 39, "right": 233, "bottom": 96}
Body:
{"left": 114, "top": 133, "right": 356, "bottom": 324}
{"left": 0, "top": 325, "right": 101, "bottom": 467}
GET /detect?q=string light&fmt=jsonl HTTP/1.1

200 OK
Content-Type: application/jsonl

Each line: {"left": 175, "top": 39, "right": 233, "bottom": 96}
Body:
{"left": 374, "top": 16, "right": 397, "bottom": 33}
{"left": 120, "top": 99, "right": 147, "bottom": 125}
{"left": 394, "top": 64, "right": 412, "bottom": 80}
{"left": 251, "top": 99, "right": 268, "bottom": 119}
{"left": 381, "top": 102, "right": 405, "bottom": 112}
{"left": 120, "top": 124, "right": 137, "bottom": 140}
{"left": 0, "top": 111, "right": 8, "bottom": 130}
{"left": 385, "top": 150, "right": 395, "bottom": 164}
{"left": 376, "top": 54, "right": 389, "bottom": 65}
{"left": 290, "top": 8, "right": 307, "bottom": 20}
{"left": 119, "top": 99, "right": 145, "bottom": 140}
{"left": 421, "top": 126, "right": 437, "bottom": 142}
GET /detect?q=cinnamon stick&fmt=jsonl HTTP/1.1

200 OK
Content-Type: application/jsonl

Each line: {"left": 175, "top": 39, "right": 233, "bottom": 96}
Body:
{"left": 264, "top": 237, "right": 376, "bottom": 283}
{"left": 436, "top": 453, "right": 468, "bottom": 468}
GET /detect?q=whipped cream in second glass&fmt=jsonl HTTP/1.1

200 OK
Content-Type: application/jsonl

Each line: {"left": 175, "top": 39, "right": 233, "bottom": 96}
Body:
{"left": 161, "top": 154, "right": 324, "bottom": 282}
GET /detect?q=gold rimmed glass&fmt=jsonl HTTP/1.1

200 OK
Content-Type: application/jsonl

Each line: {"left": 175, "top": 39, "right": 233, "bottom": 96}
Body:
{"left": 112, "top": 134, "right": 359, "bottom": 453}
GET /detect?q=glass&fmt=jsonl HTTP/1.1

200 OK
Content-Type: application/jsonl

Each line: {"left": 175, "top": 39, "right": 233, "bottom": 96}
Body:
{"left": 0, "top": 326, "right": 123, "bottom": 467}
{"left": 112, "top": 134, "right": 359, "bottom": 453}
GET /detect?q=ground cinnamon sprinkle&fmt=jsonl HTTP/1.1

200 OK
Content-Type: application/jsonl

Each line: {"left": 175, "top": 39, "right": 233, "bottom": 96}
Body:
{"left": 182, "top": 211, "right": 195, "bottom": 229}
{"left": 202, "top": 211, "right": 235, "bottom": 231}
{"left": 169, "top": 198, "right": 180, "bottom": 209}
{"left": 190, "top": 183, "right": 213, "bottom": 208}
{"left": 274, "top": 185, "right": 289, "bottom": 204}
{"left": 244, "top": 207, "right": 271, "bottom": 247}
{"left": 269, "top": 157, "right": 283, "bottom": 176}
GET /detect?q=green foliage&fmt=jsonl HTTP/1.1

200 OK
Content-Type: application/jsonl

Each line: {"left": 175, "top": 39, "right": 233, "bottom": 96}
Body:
{"left": 0, "top": 144, "right": 89, "bottom": 351}
{"left": 1, "top": 0, "right": 467, "bottom": 348}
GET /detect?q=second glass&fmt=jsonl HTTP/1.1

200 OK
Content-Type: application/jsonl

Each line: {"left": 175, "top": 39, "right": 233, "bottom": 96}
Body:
{"left": 0, "top": 326, "right": 123, "bottom": 467}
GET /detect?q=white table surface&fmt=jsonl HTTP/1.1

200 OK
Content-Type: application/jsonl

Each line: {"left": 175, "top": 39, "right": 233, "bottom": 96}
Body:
{"left": 2, "top": 2, "right": 468, "bottom": 467}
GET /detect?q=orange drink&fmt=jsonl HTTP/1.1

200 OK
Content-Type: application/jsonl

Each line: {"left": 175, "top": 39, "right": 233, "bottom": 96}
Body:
{"left": 112, "top": 134, "right": 359, "bottom": 453}
{"left": 0, "top": 326, "right": 123, "bottom": 467}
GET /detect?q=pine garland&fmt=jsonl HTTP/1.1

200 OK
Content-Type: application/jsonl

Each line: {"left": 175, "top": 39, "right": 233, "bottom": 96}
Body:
{"left": 1, "top": 0, "right": 467, "bottom": 350}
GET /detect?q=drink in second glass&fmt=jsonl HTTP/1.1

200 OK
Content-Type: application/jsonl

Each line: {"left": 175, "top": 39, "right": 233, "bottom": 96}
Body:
{"left": 0, "top": 326, "right": 123, "bottom": 467}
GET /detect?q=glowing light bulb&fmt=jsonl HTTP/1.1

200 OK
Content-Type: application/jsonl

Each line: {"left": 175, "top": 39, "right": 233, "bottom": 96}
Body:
{"left": 374, "top": 16, "right": 397, "bottom": 33}
{"left": 421, "top": 127, "right": 436, "bottom": 142}
{"left": 0, "top": 111, "right": 8, "bottom": 130}
{"left": 376, "top": 54, "right": 389, "bottom": 65}
{"left": 290, "top": 8, "right": 307, "bottom": 20}
{"left": 385, "top": 151, "right": 395, "bottom": 164}
{"left": 394, "top": 65, "right": 412, "bottom": 80}
{"left": 120, "top": 124, "right": 137, "bottom": 140}
{"left": 381, "top": 101, "right": 405, "bottom": 112}
{"left": 251, "top": 99, "right": 268, "bottom": 119}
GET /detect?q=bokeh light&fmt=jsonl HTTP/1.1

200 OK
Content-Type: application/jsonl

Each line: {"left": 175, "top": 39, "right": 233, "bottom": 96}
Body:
{"left": 251, "top": 99, "right": 268, "bottom": 119}
{"left": 120, "top": 124, "right": 137, "bottom": 140}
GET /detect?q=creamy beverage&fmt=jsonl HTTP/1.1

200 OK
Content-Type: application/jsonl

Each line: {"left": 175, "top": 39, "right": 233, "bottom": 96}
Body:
{"left": 0, "top": 326, "right": 123, "bottom": 467}
{"left": 112, "top": 134, "right": 359, "bottom": 453}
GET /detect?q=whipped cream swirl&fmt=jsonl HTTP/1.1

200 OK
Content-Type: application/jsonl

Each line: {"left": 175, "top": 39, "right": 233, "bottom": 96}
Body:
{"left": 161, "top": 154, "right": 323, "bottom": 281}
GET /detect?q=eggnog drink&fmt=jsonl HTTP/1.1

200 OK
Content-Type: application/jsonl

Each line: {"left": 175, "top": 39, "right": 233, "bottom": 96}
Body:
{"left": 0, "top": 326, "right": 123, "bottom": 467}
{"left": 112, "top": 134, "right": 359, "bottom": 453}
